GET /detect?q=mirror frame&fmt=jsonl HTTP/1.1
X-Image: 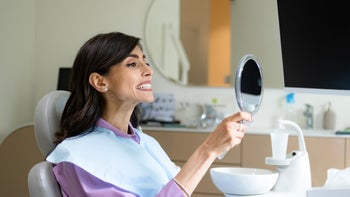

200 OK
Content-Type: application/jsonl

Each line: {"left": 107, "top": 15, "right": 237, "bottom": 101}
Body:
{"left": 235, "top": 54, "right": 263, "bottom": 114}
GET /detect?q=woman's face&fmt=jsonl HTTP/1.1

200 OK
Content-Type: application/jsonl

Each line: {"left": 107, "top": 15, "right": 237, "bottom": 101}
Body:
{"left": 103, "top": 45, "right": 154, "bottom": 106}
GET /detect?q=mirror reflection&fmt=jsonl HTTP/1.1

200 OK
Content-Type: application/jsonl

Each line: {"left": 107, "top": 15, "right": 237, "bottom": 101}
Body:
{"left": 145, "top": 0, "right": 231, "bottom": 87}
{"left": 235, "top": 54, "right": 263, "bottom": 114}
{"left": 181, "top": 0, "right": 231, "bottom": 87}
{"left": 145, "top": 0, "right": 283, "bottom": 88}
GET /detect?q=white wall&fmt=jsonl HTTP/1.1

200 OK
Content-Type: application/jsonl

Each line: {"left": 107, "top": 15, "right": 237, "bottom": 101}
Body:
{"left": 0, "top": 0, "right": 152, "bottom": 142}
{"left": 34, "top": 0, "right": 152, "bottom": 101}
{"left": 0, "top": 0, "right": 36, "bottom": 142}
{"left": 1, "top": 0, "right": 350, "bottom": 143}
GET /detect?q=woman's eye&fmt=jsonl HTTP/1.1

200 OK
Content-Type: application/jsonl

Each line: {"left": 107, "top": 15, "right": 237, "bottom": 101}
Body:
{"left": 127, "top": 62, "right": 137, "bottom": 67}
{"left": 126, "top": 62, "right": 150, "bottom": 67}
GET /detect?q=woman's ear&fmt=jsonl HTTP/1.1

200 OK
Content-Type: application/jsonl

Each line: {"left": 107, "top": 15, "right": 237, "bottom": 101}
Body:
{"left": 89, "top": 72, "right": 108, "bottom": 92}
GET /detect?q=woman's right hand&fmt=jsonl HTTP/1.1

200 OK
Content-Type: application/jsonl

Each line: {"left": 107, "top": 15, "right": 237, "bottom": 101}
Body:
{"left": 204, "top": 112, "right": 252, "bottom": 157}
{"left": 173, "top": 112, "right": 252, "bottom": 195}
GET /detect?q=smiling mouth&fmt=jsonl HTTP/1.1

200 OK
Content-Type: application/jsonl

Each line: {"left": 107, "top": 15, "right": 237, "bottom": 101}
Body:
{"left": 137, "top": 83, "right": 152, "bottom": 90}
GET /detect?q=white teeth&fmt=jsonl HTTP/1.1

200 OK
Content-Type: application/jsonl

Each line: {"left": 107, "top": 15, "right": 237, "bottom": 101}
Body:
{"left": 137, "top": 84, "right": 152, "bottom": 89}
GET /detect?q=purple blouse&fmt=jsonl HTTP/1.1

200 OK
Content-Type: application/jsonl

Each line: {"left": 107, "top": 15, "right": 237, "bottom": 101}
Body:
{"left": 51, "top": 119, "right": 184, "bottom": 197}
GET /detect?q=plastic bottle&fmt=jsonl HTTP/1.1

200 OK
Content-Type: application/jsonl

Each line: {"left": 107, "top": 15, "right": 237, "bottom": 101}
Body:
{"left": 284, "top": 93, "right": 297, "bottom": 122}
{"left": 323, "top": 102, "right": 336, "bottom": 130}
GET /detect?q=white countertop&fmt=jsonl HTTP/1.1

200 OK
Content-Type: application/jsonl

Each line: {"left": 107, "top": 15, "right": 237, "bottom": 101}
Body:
{"left": 141, "top": 126, "right": 350, "bottom": 138}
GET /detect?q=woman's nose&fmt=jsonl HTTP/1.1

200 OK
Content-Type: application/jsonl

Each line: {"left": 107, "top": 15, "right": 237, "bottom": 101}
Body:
{"left": 142, "top": 62, "right": 153, "bottom": 76}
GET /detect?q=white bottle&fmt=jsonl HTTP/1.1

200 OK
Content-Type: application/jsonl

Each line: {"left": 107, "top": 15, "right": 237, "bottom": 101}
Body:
{"left": 323, "top": 102, "right": 336, "bottom": 130}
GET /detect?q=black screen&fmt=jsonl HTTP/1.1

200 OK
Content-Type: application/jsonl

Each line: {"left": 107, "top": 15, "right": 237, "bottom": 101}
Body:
{"left": 57, "top": 67, "right": 72, "bottom": 91}
{"left": 277, "top": 0, "right": 350, "bottom": 92}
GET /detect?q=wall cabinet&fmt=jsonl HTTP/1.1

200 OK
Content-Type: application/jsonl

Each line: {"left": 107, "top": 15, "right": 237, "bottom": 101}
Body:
{"left": 144, "top": 129, "right": 350, "bottom": 196}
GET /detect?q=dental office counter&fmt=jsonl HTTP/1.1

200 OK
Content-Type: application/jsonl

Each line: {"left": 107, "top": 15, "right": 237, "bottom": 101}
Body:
{"left": 142, "top": 125, "right": 350, "bottom": 138}
{"left": 142, "top": 126, "right": 350, "bottom": 197}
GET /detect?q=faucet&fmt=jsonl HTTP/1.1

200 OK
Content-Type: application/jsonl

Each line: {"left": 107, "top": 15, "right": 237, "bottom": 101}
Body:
{"left": 199, "top": 104, "right": 223, "bottom": 128}
{"left": 303, "top": 104, "right": 313, "bottom": 129}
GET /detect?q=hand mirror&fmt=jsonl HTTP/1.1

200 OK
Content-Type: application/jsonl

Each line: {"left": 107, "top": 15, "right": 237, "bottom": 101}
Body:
{"left": 235, "top": 54, "right": 263, "bottom": 115}
{"left": 218, "top": 54, "right": 263, "bottom": 159}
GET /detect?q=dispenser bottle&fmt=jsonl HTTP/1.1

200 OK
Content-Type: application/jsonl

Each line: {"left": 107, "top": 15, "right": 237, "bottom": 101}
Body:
{"left": 284, "top": 93, "right": 297, "bottom": 122}
{"left": 323, "top": 102, "right": 336, "bottom": 130}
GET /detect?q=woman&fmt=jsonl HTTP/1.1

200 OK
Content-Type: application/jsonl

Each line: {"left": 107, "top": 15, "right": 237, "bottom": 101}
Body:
{"left": 47, "top": 32, "right": 251, "bottom": 197}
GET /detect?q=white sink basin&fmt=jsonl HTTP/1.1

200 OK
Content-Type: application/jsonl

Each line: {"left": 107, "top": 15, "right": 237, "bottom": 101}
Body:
{"left": 210, "top": 167, "right": 279, "bottom": 195}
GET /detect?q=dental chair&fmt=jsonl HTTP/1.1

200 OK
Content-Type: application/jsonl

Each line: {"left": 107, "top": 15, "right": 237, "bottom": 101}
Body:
{"left": 27, "top": 90, "right": 71, "bottom": 197}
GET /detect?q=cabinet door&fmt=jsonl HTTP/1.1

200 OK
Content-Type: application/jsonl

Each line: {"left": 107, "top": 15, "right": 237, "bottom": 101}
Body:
{"left": 306, "top": 137, "right": 345, "bottom": 186}
{"left": 346, "top": 139, "right": 350, "bottom": 166}
{"left": 241, "top": 135, "right": 346, "bottom": 186}
{"left": 145, "top": 130, "right": 241, "bottom": 164}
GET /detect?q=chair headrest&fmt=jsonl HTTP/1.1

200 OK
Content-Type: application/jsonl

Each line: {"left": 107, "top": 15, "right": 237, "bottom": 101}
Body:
{"left": 34, "top": 90, "right": 71, "bottom": 157}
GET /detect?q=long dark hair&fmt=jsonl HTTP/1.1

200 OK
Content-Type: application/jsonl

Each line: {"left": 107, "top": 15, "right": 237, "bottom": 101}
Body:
{"left": 56, "top": 32, "right": 141, "bottom": 143}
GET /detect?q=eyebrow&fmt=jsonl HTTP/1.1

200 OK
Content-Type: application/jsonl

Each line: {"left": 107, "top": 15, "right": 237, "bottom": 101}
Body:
{"left": 128, "top": 54, "right": 146, "bottom": 59}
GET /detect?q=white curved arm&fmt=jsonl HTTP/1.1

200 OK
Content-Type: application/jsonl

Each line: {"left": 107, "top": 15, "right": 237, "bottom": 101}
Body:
{"left": 278, "top": 119, "right": 307, "bottom": 152}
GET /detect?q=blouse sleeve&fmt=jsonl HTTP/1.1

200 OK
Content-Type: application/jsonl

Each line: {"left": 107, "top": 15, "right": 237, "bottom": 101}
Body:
{"left": 156, "top": 180, "right": 186, "bottom": 197}
{"left": 53, "top": 162, "right": 185, "bottom": 197}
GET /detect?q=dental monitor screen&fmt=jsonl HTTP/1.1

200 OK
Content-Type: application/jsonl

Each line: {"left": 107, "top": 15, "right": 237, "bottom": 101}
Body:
{"left": 277, "top": 0, "right": 350, "bottom": 95}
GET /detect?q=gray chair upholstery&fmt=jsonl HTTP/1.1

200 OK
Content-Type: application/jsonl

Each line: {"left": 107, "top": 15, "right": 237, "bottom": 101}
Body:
{"left": 28, "top": 161, "right": 63, "bottom": 197}
{"left": 28, "top": 90, "right": 71, "bottom": 197}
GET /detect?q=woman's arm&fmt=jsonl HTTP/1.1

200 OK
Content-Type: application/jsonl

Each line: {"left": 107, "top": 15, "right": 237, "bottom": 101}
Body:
{"left": 174, "top": 112, "right": 252, "bottom": 196}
